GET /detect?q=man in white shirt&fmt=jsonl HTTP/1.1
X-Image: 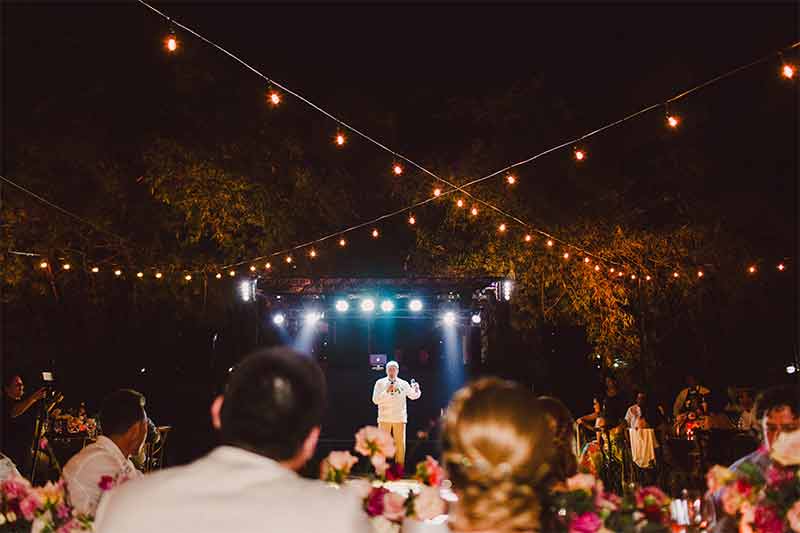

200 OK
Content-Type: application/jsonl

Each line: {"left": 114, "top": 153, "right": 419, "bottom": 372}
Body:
{"left": 673, "top": 374, "right": 711, "bottom": 417}
{"left": 62, "top": 389, "right": 146, "bottom": 515}
{"left": 625, "top": 391, "right": 647, "bottom": 429}
{"left": 372, "top": 361, "right": 421, "bottom": 466}
{"left": 93, "top": 347, "right": 371, "bottom": 533}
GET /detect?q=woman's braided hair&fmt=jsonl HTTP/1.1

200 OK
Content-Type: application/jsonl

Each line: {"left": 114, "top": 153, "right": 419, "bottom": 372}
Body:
{"left": 442, "top": 378, "right": 555, "bottom": 532}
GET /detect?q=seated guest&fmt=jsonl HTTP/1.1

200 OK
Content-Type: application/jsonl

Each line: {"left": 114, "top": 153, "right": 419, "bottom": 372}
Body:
{"left": 625, "top": 391, "right": 648, "bottom": 429}
{"left": 63, "top": 389, "right": 147, "bottom": 515}
{"left": 538, "top": 396, "right": 578, "bottom": 483}
{"left": 673, "top": 374, "right": 710, "bottom": 417}
{"left": 736, "top": 389, "right": 758, "bottom": 433}
{"left": 577, "top": 397, "right": 604, "bottom": 476}
{"left": 438, "top": 378, "right": 556, "bottom": 532}
{"left": 710, "top": 385, "right": 799, "bottom": 533}
{"left": 93, "top": 347, "right": 371, "bottom": 533}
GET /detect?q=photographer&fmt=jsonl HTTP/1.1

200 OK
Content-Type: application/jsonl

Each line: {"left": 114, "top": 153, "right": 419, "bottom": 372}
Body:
{"left": 3, "top": 374, "right": 62, "bottom": 474}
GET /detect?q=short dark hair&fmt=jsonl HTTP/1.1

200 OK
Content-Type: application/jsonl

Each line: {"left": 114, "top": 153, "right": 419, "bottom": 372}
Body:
{"left": 756, "top": 385, "right": 799, "bottom": 420}
{"left": 220, "top": 346, "right": 327, "bottom": 461}
{"left": 100, "top": 389, "right": 146, "bottom": 436}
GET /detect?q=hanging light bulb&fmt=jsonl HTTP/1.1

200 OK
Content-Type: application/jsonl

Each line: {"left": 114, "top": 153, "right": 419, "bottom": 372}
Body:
{"left": 563, "top": 252, "right": 570, "bottom": 260}
{"left": 594, "top": 265, "right": 601, "bottom": 272}
{"left": 673, "top": 272, "right": 680, "bottom": 278}
{"left": 778, "top": 263, "right": 786, "bottom": 271}
{"left": 470, "top": 207, "right": 478, "bottom": 216}
{"left": 631, "top": 274, "right": 637, "bottom": 280}
{"left": 574, "top": 148, "right": 586, "bottom": 161}
{"left": 185, "top": 274, "right": 192, "bottom": 281}
{"left": 498, "top": 223, "right": 507, "bottom": 232}
{"left": 229, "top": 270, "right": 236, "bottom": 277}
{"left": 610, "top": 268, "right": 615, "bottom": 273}
{"left": 250, "top": 265, "right": 257, "bottom": 272}
{"left": 506, "top": 174, "right": 516, "bottom": 185}
{"left": 39, "top": 261, "right": 48, "bottom": 269}
{"left": 667, "top": 114, "right": 680, "bottom": 128}
{"left": 546, "top": 240, "right": 554, "bottom": 247}
{"left": 748, "top": 265, "right": 757, "bottom": 274}
{"left": 584, "top": 257, "right": 590, "bottom": 264}
{"left": 433, "top": 188, "right": 442, "bottom": 197}
{"left": 371, "top": 229, "right": 379, "bottom": 238}
{"left": 62, "top": 263, "right": 71, "bottom": 271}
{"left": 114, "top": 269, "right": 122, "bottom": 276}
{"left": 456, "top": 199, "right": 464, "bottom": 208}
{"left": 782, "top": 63, "right": 796, "bottom": 79}
{"left": 285, "top": 255, "right": 293, "bottom": 264}
{"left": 265, "top": 262, "right": 272, "bottom": 270}
{"left": 268, "top": 90, "right": 281, "bottom": 106}
{"left": 392, "top": 163, "right": 403, "bottom": 175}
{"left": 645, "top": 275, "right": 652, "bottom": 281}
{"left": 524, "top": 234, "right": 532, "bottom": 242}
{"left": 334, "top": 131, "right": 346, "bottom": 146}
{"left": 309, "top": 249, "right": 317, "bottom": 258}
{"left": 408, "top": 215, "right": 416, "bottom": 225}
{"left": 165, "top": 33, "right": 178, "bottom": 52}
{"left": 91, "top": 267, "right": 100, "bottom": 273}
{"left": 155, "top": 272, "right": 163, "bottom": 279}
{"left": 617, "top": 271, "right": 624, "bottom": 277}
{"left": 339, "top": 238, "right": 347, "bottom": 247}
{"left": 136, "top": 272, "right": 144, "bottom": 278}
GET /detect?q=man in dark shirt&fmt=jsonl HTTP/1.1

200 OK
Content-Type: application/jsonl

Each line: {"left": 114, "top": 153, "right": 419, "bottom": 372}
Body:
{"left": 3, "top": 375, "right": 47, "bottom": 474}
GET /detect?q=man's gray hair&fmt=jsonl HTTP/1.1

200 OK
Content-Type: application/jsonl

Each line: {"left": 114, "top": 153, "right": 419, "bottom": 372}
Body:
{"left": 386, "top": 361, "right": 399, "bottom": 370}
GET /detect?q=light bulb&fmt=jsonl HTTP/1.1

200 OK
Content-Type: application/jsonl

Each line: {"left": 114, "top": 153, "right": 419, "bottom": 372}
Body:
{"left": 748, "top": 266, "right": 757, "bottom": 274}
{"left": 114, "top": 269, "right": 122, "bottom": 276}
{"left": 229, "top": 270, "right": 236, "bottom": 277}
{"left": 165, "top": 34, "right": 178, "bottom": 52}
{"left": 697, "top": 271, "right": 704, "bottom": 278}
{"left": 372, "top": 229, "right": 379, "bottom": 238}
{"left": 524, "top": 234, "right": 532, "bottom": 242}
{"left": 339, "top": 238, "right": 347, "bottom": 247}
{"left": 268, "top": 91, "right": 281, "bottom": 106}
{"left": 433, "top": 188, "right": 442, "bottom": 197}
{"left": 155, "top": 272, "right": 163, "bottom": 279}
{"left": 393, "top": 164, "right": 403, "bottom": 175}
{"left": 673, "top": 272, "right": 679, "bottom": 278}
{"left": 136, "top": 272, "right": 144, "bottom": 278}
{"left": 285, "top": 256, "right": 293, "bottom": 264}
{"left": 265, "top": 262, "right": 272, "bottom": 269}
{"left": 546, "top": 240, "right": 554, "bottom": 247}
{"left": 250, "top": 265, "right": 257, "bottom": 272}
{"left": 563, "top": 252, "right": 570, "bottom": 260}
{"left": 62, "top": 263, "right": 71, "bottom": 270}
{"left": 216, "top": 273, "right": 222, "bottom": 279}
{"left": 470, "top": 207, "right": 478, "bottom": 216}
{"left": 574, "top": 149, "right": 586, "bottom": 161}
{"left": 667, "top": 115, "right": 680, "bottom": 128}
{"left": 498, "top": 223, "right": 507, "bottom": 232}
{"left": 335, "top": 132, "right": 346, "bottom": 146}
{"left": 506, "top": 174, "right": 516, "bottom": 185}
{"left": 594, "top": 265, "right": 601, "bottom": 272}
{"left": 39, "top": 261, "right": 48, "bottom": 269}
{"left": 408, "top": 215, "right": 416, "bottom": 225}
{"left": 778, "top": 263, "right": 786, "bottom": 271}
{"left": 456, "top": 199, "right": 464, "bottom": 208}
{"left": 630, "top": 274, "right": 636, "bottom": 280}
{"left": 584, "top": 257, "right": 590, "bottom": 264}
{"left": 645, "top": 275, "right": 651, "bottom": 281}
{"left": 309, "top": 249, "right": 317, "bottom": 258}
{"left": 91, "top": 267, "right": 99, "bottom": 273}
{"left": 782, "top": 64, "right": 796, "bottom": 79}
{"left": 185, "top": 274, "right": 192, "bottom": 281}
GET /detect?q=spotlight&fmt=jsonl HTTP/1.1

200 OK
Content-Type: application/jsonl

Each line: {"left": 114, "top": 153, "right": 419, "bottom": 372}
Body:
{"left": 787, "top": 365, "right": 797, "bottom": 375}
{"left": 471, "top": 313, "right": 481, "bottom": 325}
{"left": 380, "top": 299, "right": 395, "bottom": 312}
{"left": 361, "top": 298, "right": 375, "bottom": 312}
{"left": 239, "top": 280, "right": 252, "bottom": 302}
{"left": 272, "top": 313, "right": 286, "bottom": 326}
{"left": 442, "top": 311, "right": 457, "bottom": 326}
{"left": 409, "top": 299, "right": 423, "bottom": 312}
{"left": 335, "top": 299, "right": 349, "bottom": 312}
{"left": 304, "top": 311, "right": 321, "bottom": 325}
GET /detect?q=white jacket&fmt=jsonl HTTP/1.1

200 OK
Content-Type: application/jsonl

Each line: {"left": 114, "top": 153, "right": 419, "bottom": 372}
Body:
{"left": 93, "top": 446, "right": 371, "bottom": 533}
{"left": 372, "top": 377, "right": 421, "bottom": 423}
{"left": 62, "top": 435, "right": 142, "bottom": 515}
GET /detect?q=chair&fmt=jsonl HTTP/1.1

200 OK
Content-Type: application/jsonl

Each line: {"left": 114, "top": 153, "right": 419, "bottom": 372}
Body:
{"left": 143, "top": 426, "right": 172, "bottom": 472}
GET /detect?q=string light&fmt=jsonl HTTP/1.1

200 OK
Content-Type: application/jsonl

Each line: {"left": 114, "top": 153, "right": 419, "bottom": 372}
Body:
{"left": 408, "top": 215, "right": 416, "bottom": 225}
{"left": 574, "top": 148, "right": 586, "bottom": 162}
{"left": 155, "top": 272, "right": 163, "bottom": 279}
{"left": 617, "top": 271, "right": 624, "bottom": 277}
{"left": 697, "top": 271, "right": 704, "bottom": 278}
{"left": 371, "top": 229, "right": 379, "bottom": 238}
{"left": 137, "top": 272, "right": 144, "bottom": 278}
{"left": 778, "top": 263, "right": 786, "bottom": 271}
{"left": 309, "top": 249, "right": 317, "bottom": 258}
{"left": 268, "top": 90, "right": 281, "bottom": 106}
{"left": 584, "top": 257, "right": 590, "bottom": 264}
{"left": 470, "top": 207, "right": 478, "bottom": 216}
{"left": 673, "top": 272, "right": 680, "bottom": 278}
{"left": 285, "top": 256, "right": 293, "bottom": 264}
{"left": 39, "top": 261, "right": 48, "bottom": 269}
{"left": 229, "top": 270, "right": 236, "bottom": 277}
{"left": 498, "top": 223, "right": 507, "bottom": 232}
{"left": 524, "top": 234, "right": 532, "bottom": 242}
{"left": 646, "top": 275, "right": 652, "bottom": 281}
{"left": 250, "top": 265, "right": 257, "bottom": 272}
{"left": 456, "top": 199, "right": 464, "bottom": 208}
{"left": 667, "top": 114, "right": 680, "bottom": 128}
{"left": 91, "top": 267, "right": 100, "bottom": 273}
{"left": 631, "top": 274, "right": 636, "bottom": 280}
{"left": 563, "top": 252, "right": 570, "bottom": 260}
{"left": 334, "top": 132, "right": 346, "bottom": 146}
{"left": 782, "top": 63, "right": 796, "bottom": 79}
{"left": 594, "top": 265, "right": 601, "bottom": 272}
{"left": 506, "top": 174, "right": 516, "bottom": 185}
{"left": 748, "top": 266, "right": 757, "bottom": 274}
{"left": 216, "top": 273, "right": 222, "bottom": 279}
{"left": 265, "top": 262, "right": 271, "bottom": 269}
{"left": 546, "top": 240, "right": 554, "bottom": 247}
{"left": 165, "top": 33, "right": 178, "bottom": 52}
{"left": 393, "top": 163, "right": 403, "bottom": 176}
{"left": 433, "top": 188, "right": 442, "bottom": 197}
{"left": 339, "top": 238, "right": 347, "bottom": 247}
{"left": 610, "top": 268, "right": 615, "bottom": 273}
{"left": 62, "top": 263, "right": 71, "bottom": 271}
{"left": 185, "top": 274, "right": 192, "bottom": 281}
{"left": 114, "top": 269, "right": 122, "bottom": 277}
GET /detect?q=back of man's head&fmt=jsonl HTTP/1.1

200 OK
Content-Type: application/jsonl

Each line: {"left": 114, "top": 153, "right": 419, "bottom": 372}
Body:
{"left": 100, "top": 389, "right": 146, "bottom": 436}
{"left": 756, "top": 385, "right": 800, "bottom": 420}
{"left": 220, "top": 346, "right": 327, "bottom": 461}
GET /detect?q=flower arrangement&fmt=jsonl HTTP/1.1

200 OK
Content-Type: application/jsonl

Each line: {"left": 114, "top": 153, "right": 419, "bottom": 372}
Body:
{"left": 0, "top": 477, "right": 93, "bottom": 533}
{"left": 548, "top": 473, "right": 672, "bottom": 532}
{"left": 322, "top": 426, "right": 447, "bottom": 533}
{"left": 709, "top": 429, "right": 800, "bottom": 533}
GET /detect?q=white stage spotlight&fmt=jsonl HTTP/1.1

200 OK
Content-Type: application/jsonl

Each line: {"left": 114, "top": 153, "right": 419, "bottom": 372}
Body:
{"left": 471, "top": 313, "right": 481, "bottom": 325}
{"left": 380, "top": 299, "right": 395, "bottom": 312}
{"left": 409, "top": 299, "right": 423, "bottom": 312}
{"left": 361, "top": 298, "right": 376, "bottom": 312}
{"left": 272, "top": 313, "right": 286, "bottom": 326}
{"left": 335, "top": 299, "right": 349, "bottom": 312}
{"left": 442, "top": 311, "right": 457, "bottom": 326}
{"left": 304, "top": 311, "right": 321, "bottom": 325}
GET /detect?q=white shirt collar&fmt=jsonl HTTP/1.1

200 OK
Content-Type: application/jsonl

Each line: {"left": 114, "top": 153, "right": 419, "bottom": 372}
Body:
{"left": 207, "top": 446, "right": 298, "bottom": 480}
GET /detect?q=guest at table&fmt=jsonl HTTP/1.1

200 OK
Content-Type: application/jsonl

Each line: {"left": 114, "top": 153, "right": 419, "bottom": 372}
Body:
{"left": 93, "top": 347, "right": 371, "bottom": 533}
{"left": 625, "top": 391, "right": 648, "bottom": 429}
{"left": 62, "top": 389, "right": 147, "bottom": 515}
{"left": 736, "top": 389, "right": 758, "bottom": 434}
{"left": 538, "top": 396, "right": 578, "bottom": 483}
{"left": 672, "top": 374, "right": 710, "bottom": 417}
{"left": 577, "top": 397, "right": 604, "bottom": 477}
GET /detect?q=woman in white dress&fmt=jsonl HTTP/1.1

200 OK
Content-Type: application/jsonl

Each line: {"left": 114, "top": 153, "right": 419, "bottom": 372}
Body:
{"left": 409, "top": 377, "right": 555, "bottom": 533}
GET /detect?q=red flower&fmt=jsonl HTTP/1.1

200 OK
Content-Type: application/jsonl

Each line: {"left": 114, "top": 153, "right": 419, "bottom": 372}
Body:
{"left": 735, "top": 479, "right": 753, "bottom": 498}
{"left": 366, "top": 487, "right": 388, "bottom": 517}
{"left": 98, "top": 475, "right": 114, "bottom": 491}
{"left": 753, "top": 504, "right": 784, "bottom": 533}
{"left": 385, "top": 463, "right": 404, "bottom": 481}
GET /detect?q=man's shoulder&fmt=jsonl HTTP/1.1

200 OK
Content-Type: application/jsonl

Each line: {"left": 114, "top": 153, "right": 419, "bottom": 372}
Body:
{"left": 63, "top": 442, "right": 115, "bottom": 473}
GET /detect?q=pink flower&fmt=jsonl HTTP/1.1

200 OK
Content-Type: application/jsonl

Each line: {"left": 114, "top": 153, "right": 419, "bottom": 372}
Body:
{"left": 39, "top": 437, "right": 48, "bottom": 450}
{"left": 771, "top": 429, "right": 800, "bottom": 466}
{"left": 414, "top": 486, "right": 446, "bottom": 520}
{"left": 366, "top": 487, "right": 388, "bottom": 517}
{"left": 98, "top": 475, "right": 115, "bottom": 492}
{"left": 19, "top": 492, "right": 43, "bottom": 521}
{"left": 569, "top": 512, "right": 602, "bottom": 533}
{"left": 327, "top": 451, "right": 358, "bottom": 473}
{"left": 567, "top": 473, "right": 598, "bottom": 493}
{"left": 766, "top": 464, "right": 796, "bottom": 486}
{"left": 371, "top": 454, "right": 389, "bottom": 477}
{"left": 1, "top": 477, "right": 31, "bottom": 500}
{"left": 382, "top": 491, "right": 406, "bottom": 522}
{"left": 56, "top": 503, "right": 70, "bottom": 520}
{"left": 354, "top": 426, "right": 395, "bottom": 458}
{"left": 787, "top": 500, "right": 800, "bottom": 532}
{"left": 754, "top": 504, "right": 784, "bottom": 533}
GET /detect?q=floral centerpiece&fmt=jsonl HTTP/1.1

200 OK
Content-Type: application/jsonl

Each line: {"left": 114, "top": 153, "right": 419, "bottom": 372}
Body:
{"left": 708, "top": 429, "right": 800, "bottom": 532}
{"left": 0, "top": 477, "right": 93, "bottom": 533}
{"left": 321, "top": 426, "right": 447, "bottom": 533}
{"left": 548, "top": 473, "right": 672, "bottom": 532}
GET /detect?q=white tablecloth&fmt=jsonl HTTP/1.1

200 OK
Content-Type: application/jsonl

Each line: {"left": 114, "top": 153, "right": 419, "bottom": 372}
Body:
{"left": 628, "top": 428, "right": 657, "bottom": 468}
